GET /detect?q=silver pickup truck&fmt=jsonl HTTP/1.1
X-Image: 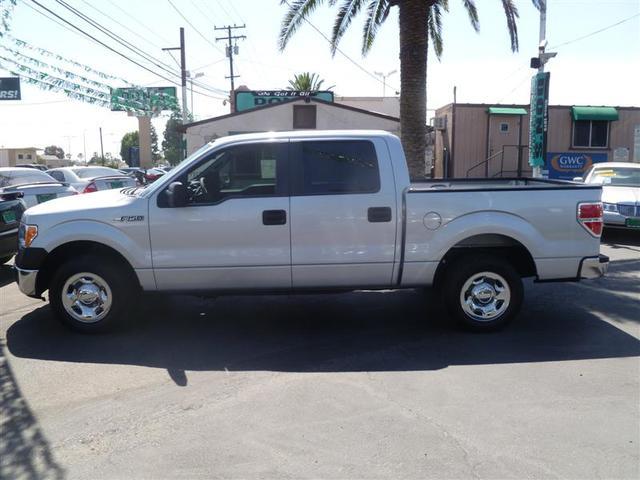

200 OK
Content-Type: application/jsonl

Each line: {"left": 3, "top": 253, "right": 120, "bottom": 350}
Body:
{"left": 14, "top": 130, "right": 608, "bottom": 332}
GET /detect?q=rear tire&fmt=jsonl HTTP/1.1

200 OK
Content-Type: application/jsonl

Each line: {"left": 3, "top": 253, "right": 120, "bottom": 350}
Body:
{"left": 442, "top": 255, "right": 523, "bottom": 332}
{"left": 0, "top": 255, "right": 13, "bottom": 265}
{"left": 49, "top": 254, "right": 136, "bottom": 333}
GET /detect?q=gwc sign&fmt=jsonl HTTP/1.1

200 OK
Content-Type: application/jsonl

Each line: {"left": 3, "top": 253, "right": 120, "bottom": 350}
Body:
{"left": 546, "top": 152, "right": 608, "bottom": 180}
{"left": 0, "top": 77, "right": 21, "bottom": 100}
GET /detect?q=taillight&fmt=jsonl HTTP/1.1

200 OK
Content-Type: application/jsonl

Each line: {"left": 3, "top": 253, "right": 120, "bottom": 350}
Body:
{"left": 578, "top": 202, "right": 603, "bottom": 237}
{"left": 83, "top": 182, "right": 98, "bottom": 193}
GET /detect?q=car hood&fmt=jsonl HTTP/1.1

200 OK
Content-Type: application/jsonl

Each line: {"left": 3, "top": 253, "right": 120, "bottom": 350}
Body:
{"left": 23, "top": 188, "right": 144, "bottom": 225}
{"left": 601, "top": 186, "right": 640, "bottom": 204}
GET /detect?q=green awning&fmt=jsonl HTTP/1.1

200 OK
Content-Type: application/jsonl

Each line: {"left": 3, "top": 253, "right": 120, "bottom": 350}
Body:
{"left": 571, "top": 106, "right": 618, "bottom": 121}
{"left": 488, "top": 107, "right": 527, "bottom": 116}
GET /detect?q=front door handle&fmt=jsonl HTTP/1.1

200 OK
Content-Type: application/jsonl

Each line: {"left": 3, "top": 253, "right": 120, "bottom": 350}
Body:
{"left": 262, "top": 209, "right": 287, "bottom": 225}
{"left": 368, "top": 206, "right": 392, "bottom": 223}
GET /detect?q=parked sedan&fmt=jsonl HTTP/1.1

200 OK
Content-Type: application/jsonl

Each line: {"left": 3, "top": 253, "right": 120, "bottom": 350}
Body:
{"left": 579, "top": 162, "right": 640, "bottom": 230}
{"left": 47, "top": 166, "right": 136, "bottom": 193}
{"left": 0, "top": 191, "right": 26, "bottom": 264}
{"left": 0, "top": 167, "right": 78, "bottom": 208}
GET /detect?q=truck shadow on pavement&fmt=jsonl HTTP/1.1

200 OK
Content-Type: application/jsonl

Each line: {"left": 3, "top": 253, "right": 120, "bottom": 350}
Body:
{"left": 0, "top": 264, "right": 15, "bottom": 289}
{"left": 0, "top": 341, "right": 65, "bottom": 480}
{"left": 6, "top": 256, "right": 640, "bottom": 386}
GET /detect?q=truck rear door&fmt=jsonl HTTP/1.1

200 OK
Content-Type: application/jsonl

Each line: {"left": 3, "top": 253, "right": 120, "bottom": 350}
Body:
{"left": 289, "top": 137, "right": 398, "bottom": 288}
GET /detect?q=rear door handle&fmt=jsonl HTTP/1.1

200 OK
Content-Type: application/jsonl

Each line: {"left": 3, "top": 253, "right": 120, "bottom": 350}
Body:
{"left": 262, "top": 209, "right": 287, "bottom": 225}
{"left": 367, "top": 206, "right": 392, "bottom": 223}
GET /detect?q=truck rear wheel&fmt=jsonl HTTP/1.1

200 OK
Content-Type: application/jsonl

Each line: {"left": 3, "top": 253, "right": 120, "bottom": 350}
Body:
{"left": 442, "top": 255, "right": 523, "bottom": 332}
{"left": 49, "top": 254, "right": 135, "bottom": 333}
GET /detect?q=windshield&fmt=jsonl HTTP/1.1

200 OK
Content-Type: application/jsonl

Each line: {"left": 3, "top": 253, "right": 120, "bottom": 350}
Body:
{"left": 588, "top": 167, "right": 640, "bottom": 187}
{"left": 140, "top": 141, "right": 215, "bottom": 198}
{"left": 72, "top": 167, "right": 123, "bottom": 179}
{"left": 0, "top": 169, "right": 58, "bottom": 188}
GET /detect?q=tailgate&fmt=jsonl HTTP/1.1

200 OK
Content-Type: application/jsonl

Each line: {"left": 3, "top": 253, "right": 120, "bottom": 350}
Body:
{"left": 93, "top": 176, "right": 137, "bottom": 190}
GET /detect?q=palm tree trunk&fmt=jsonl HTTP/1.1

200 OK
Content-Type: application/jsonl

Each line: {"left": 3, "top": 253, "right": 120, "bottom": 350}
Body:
{"left": 398, "top": 0, "right": 430, "bottom": 180}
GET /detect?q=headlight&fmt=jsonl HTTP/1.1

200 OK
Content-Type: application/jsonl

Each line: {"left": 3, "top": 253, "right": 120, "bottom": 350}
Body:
{"left": 18, "top": 223, "right": 38, "bottom": 248}
{"left": 602, "top": 203, "right": 618, "bottom": 213}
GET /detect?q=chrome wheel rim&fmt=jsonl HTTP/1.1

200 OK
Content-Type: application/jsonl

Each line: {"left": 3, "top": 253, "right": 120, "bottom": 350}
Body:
{"left": 460, "top": 271, "right": 511, "bottom": 322}
{"left": 61, "top": 272, "right": 113, "bottom": 324}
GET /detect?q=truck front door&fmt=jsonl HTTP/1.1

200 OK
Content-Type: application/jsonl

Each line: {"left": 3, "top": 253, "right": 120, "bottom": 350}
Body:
{"left": 149, "top": 140, "right": 291, "bottom": 290}
{"left": 289, "top": 137, "right": 398, "bottom": 288}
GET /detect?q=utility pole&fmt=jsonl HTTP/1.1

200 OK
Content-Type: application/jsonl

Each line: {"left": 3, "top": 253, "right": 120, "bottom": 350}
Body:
{"left": 529, "top": 1, "right": 555, "bottom": 179}
{"left": 215, "top": 24, "right": 246, "bottom": 107}
{"left": 99, "top": 127, "right": 104, "bottom": 166}
{"left": 163, "top": 27, "right": 188, "bottom": 160}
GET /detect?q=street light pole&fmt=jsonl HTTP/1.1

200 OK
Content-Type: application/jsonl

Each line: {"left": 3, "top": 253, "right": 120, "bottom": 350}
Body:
{"left": 374, "top": 69, "right": 397, "bottom": 97}
{"left": 187, "top": 71, "right": 204, "bottom": 118}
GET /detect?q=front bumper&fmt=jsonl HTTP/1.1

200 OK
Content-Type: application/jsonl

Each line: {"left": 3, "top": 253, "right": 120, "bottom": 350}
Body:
{"left": 14, "top": 266, "right": 39, "bottom": 297}
{"left": 579, "top": 254, "right": 609, "bottom": 280}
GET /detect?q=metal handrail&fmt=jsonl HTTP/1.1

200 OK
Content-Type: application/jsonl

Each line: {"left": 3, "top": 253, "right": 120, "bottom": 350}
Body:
{"left": 466, "top": 150, "right": 503, "bottom": 177}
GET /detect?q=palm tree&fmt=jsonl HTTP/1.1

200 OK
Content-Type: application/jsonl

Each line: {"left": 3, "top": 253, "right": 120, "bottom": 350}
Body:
{"left": 288, "top": 72, "right": 334, "bottom": 91}
{"left": 279, "top": 0, "right": 543, "bottom": 179}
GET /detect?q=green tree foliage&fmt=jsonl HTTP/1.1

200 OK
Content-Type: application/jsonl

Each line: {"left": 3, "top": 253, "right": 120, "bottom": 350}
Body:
{"left": 287, "top": 72, "right": 334, "bottom": 91}
{"left": 44, "top": 145, "right": 65, "bottom": 159}
{"left": 278, "top": 0, "right": 542, "bottom": 179}
{"left": 163, "top": 110, "right": 192, "bottom": 166}
{"left": 120, "top": 131, "right": 139, "bottom": 165}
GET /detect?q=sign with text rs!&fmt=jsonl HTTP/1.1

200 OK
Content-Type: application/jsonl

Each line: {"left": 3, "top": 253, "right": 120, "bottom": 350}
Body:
{"left": 546, "top": 152, "right": 608, "bottom": 180}
{"left": 528, "top": 72, "right": 550, "bottom": 168}
{"left": 0, "top": 77, "right": 21, "bottom": 100}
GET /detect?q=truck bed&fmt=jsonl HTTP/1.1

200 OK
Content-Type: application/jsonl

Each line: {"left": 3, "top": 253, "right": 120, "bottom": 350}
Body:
{"left": 409, "top": 177, "right": 600, "bottom": 192}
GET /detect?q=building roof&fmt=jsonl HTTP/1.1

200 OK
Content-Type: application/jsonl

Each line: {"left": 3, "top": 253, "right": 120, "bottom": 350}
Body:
{"left": 181, "top": 97, "right": 401, "bottom": 132}
{"left": 436, "top": 102, "right": 639, "bottom": 112}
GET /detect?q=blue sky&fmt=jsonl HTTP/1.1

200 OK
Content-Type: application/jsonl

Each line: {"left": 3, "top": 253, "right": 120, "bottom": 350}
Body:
{"left": 1, "top": 0, "right": 639, "bottom": 157}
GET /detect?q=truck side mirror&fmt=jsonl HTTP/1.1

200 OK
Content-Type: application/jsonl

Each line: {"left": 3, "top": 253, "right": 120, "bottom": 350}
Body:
{"left": 165, "top": 182, "right": 188, "bottom": 208}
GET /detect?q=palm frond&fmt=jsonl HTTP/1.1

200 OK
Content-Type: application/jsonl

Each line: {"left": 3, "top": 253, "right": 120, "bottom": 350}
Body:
{"left": 278, "top": 0, "right": 327, "bottom": 51}
{"left": 331, "top": 0, "right": 366, "bottom": 54}
{"left": 501, "top": 0, "right": 520, "bottom": 52}
{"left": 428, "top": 3, "right": 444, "bottom": 59}
{"left": 361, "top": 0, "right": 390, "bottom": 55}
{"left": 461, "top": 0, "right": 479, "bottom": 32}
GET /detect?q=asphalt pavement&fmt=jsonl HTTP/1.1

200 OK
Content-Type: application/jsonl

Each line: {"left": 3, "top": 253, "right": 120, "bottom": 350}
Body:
{"left": 1, "top": 230, "right": 639, "bottom": 479}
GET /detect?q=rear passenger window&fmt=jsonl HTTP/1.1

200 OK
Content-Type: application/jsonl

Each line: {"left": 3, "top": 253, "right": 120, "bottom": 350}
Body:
{"left": 298, "top": 140, "right": 379, "bottom": 194}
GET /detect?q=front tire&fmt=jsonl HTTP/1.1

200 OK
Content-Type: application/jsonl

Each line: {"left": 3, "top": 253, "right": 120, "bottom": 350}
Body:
{"left": 442, "top": 255, "right": 523, "bottom": 332}
{"left": 49, "top": 255, "right": 135, "bottom": 333}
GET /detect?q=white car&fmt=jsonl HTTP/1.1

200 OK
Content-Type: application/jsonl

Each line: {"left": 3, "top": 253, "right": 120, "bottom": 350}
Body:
{"left": 579, "top": 162, "right": 640, "bottom": 230}
{"left": 0, "top": 167, "right": 77, "bottom": 208}
{"left": 46, "top": 167, "right": 136, "bottom": 194}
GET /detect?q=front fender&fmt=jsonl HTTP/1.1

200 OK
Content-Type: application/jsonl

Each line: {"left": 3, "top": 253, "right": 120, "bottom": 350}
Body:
{"left": 33, "top": 219, "right": 152, "bottom": 269}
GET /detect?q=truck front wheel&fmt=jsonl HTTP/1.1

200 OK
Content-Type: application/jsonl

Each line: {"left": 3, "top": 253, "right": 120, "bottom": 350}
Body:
{"left": 442, "top": 255, "right": 523, "bottom": 332}
{"left": 49, "top": 254, "right": 135, "bottom": 333}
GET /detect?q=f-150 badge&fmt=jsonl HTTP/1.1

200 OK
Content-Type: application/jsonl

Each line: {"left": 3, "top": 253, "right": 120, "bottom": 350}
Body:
{"left": 113, "top": 215, "right": 145, "bottom": 222}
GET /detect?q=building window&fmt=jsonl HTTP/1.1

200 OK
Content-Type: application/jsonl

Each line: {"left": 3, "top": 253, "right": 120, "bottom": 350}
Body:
{"left": 293, "top": 105, "right": 317, "bottom": 129}
{"left": 18, "top": 154, "right": 23, "bottom": 160}
{"left": 499, "top": 122, "right": 509, "bottom": 133}
{"left": 26, "top": 154, "right": 32, "bottom": 160}
{"left": 572, "top": 120, "right": 609, "bottom": 148}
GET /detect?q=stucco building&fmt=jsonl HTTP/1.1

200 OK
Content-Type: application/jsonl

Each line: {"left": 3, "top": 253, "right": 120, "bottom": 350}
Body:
{"left": 0, "top": 147, "right": 39, "bottom": 167}
{"left": 182, "top": 97, "right": 401, "bottom": 156}
{"left": 433, "top": 103, "right": 640, "bottom": 180}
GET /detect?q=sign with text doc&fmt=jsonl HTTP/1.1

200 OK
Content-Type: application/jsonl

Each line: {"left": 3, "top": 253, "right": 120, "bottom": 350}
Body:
{"left": 546, "top": 152, "right": 608, "bottom": 180}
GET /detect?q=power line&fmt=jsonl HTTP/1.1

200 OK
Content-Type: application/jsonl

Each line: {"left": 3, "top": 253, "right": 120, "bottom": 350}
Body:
{"left": 281, "top": 0, "right": 397, "bottom": 92}
{"left": 26, "top": 0, "right": 226, "bottom": 100}
{"left": 51, "top": 0, "right": 228, "bottom": 96}
{"left": 77, "top": 0, "right": 164, "bottom": 52}
{"left": 104, "top": 0, "right": 172, "bottom": 46}
{"left": 166, "top": 0, "right": 225, "bottom": 55}
{"left": 550, "top": 13, "right": 640, "bottom": 49}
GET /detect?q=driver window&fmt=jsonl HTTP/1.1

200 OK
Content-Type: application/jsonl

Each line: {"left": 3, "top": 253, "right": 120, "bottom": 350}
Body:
{"left": 185, "top": 142, "right": 283, "bottom": 204}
